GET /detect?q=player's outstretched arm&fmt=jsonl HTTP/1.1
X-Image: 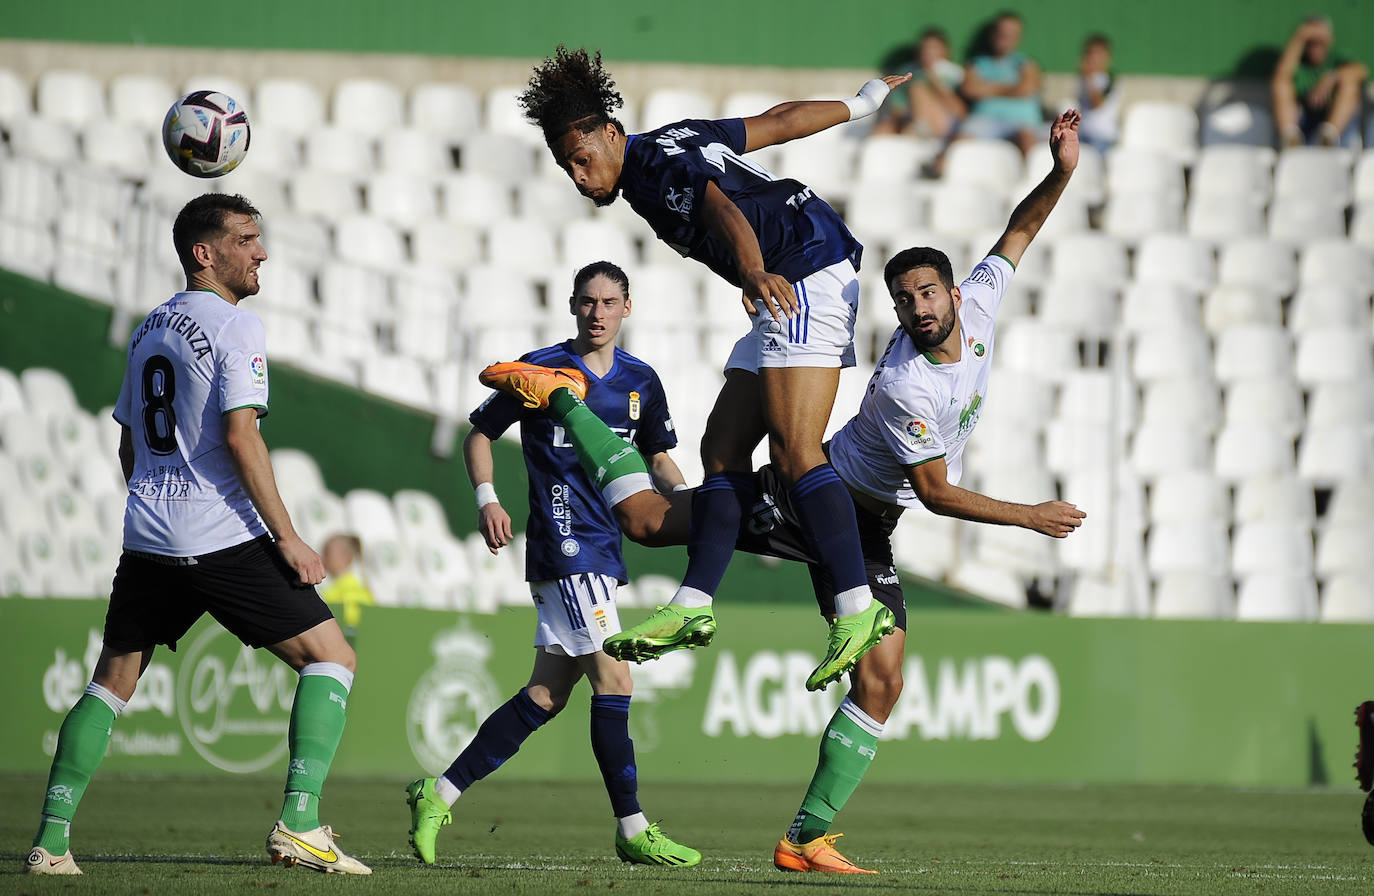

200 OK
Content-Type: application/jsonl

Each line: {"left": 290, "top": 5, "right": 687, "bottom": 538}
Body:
{"left": 988, "top": 109, "right": 1079, "bottom": 267}
{"left": 741, "top": 74, "right": 911, "bottom": 151}
{"left": 462, "top": 428, "right": 513, "bottom": 555}
{"left": 907, "top": 456, "right": 1085, "bottom": 538}
{"left": 702, "top": 180, "right": 800, "bottom": 319}
{"left": 224, "top": 408, "right": 325, "bottom": 583}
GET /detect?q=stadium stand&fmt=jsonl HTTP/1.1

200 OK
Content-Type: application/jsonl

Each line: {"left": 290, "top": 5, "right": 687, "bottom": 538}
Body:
{"left": 0, "top": 60, "right": 1371, "bottom": 621}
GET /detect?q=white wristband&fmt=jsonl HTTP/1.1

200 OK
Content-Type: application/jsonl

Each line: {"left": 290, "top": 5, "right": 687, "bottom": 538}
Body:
{"left": 474, "top": 482, "right": 498, "bottom": 509}
{"left": 842, "top": 78, "right": 891, "bottom": 121}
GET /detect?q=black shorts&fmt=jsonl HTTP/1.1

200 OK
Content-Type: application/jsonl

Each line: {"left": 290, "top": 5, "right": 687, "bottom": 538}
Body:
{"left": 104, "top": 534, "right": 335, "bottom": 652}
{"left": 735, "top": 464, "right": 908, "bottom": 631}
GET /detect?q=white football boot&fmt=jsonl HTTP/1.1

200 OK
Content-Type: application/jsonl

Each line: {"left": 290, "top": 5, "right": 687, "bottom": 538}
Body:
{"left": 23, "top": 846, "right": 82, "bottom": 875}
{"left": 265, "top": 820, "right": 372, "bottom": 874}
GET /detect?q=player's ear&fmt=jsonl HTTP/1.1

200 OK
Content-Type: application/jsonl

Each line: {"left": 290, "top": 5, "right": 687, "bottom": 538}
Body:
{"left": 192, "top": 241, "right": 214, "bottom": 269}
{"left": 568, "top": 294, "right": 577, "bottom": 316}
{"left": 951, "top": 285, "right": 962, "bottom": 308}
{"left": 622, "top": 297, "right": 632, "bottom": 318}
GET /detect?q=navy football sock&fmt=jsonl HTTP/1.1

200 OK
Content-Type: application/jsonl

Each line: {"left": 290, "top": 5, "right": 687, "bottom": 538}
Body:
{"left": 790, "top": 465, "right": 871, "bottom": 607}
{"left": 679, "top": 471, "right": 754, "bottom": 598}
{"left": 443, "top": 688, "right": 551, "bottom": 790}
{"left": 590, "top": 694, "right": 641, "bottom": 818}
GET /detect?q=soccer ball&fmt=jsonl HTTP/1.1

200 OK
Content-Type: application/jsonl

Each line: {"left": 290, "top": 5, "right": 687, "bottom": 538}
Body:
{"left": 161, "top": 90, "right": 251, "bottom": 178}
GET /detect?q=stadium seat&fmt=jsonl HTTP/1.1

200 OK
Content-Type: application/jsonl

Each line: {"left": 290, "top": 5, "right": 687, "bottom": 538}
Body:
{"left": 1222, "top": 377, "right": 1304, "bottom": 438}
{"left": 1355, "top": 150, "right": 1374, "bottom": 203}
{"left": 1234, "top": 573, "right": 1317, "bottom": 621}
{"left": 720, "top": 89, "right": 786, "bottom": 120}
{"left": 1106, "top": 149, "right": 1185, "bottom": 200}
{"left": 0, "top": 157, "right": 59, "bottom": 226}
{"left": 240, "top": 126, "right": 302, "bottom": 172}
{"left": 560, "top": 217, "right": 639, "bottom": 269}
{"left": 19, "top": 368, "right": 78, "bottom": 421}
{"left": 108, "top": 73, "right": 176, "bottom": 126}
{"left": 1267, "top": 195, "right": 1348, "bottom": 245}
{"left": 1212, "top": 324, "right": 1291, "bottom": 382}
{"left": 1216, "top": 237, "right": 1297, "bottom": 294}
{"left": 1201, "top": 284, "right": 1283, "bottom": 331}
{"left": 1186, "top": 193, "right": 1266, "bottom": 241}
{"left": 1130, "top": 424, "right": 1212, "bottom": 479}
{"left": 332, "top": 78, "right": 405, "bottom": 135}
{"left": 1288, "top": 283, "right": 1369, "bottom": 332}
{"left": 1320, "top": 573, "right": 1374, "bottom": 622}
{"left": 408, "top": 81, "right": 482, "bottom": 136}
{"left": 845, "top": 182, "right": 926, "bottom": 241}
{"left": 1149, "top": 470, "right": 1230, "bottom": 523}
{"left": 1068, "top": 572, "right": 1149, "bottom": 618}
{"left": 1119, "top": 282, "right": 1202, "bottom": 334}
{"left": 79, "top": 119, "right": 152, "bottom": 176}
{"left": 253, "top": 78, "right": 326, "bottom": 136}
{"left": 1294, "top": 327, "right": 1373, "bottom": 385}
{"left": 1272, "top": 146, "right": 1353, "bottom": 200}
{"left": 1297, "top": 239, "right": 1374, "bottom": 288}
{"left": 409, "top": 218, "right": 482, "bottom": 272}
{"left": 1133, "top": 234, "right": 1216, "bottom": 291}
{"left": 364, "top": 171, "right": 440, "bottom": 223}
{"left": 179, "top": 75, "right": 251, "bottom": 111}
{"left": 9, "top": 116, "right": 79, "bottom": 165}
{"left": 1191, "top": 144, "right": 1275, "bottom": 202}
{"left": 317, "top": 262, "right": 389, "bottom": 331}
{"left": 948, "top": 562, "right": 1027, "bottom": 609}
{"left": 440, "top": 171, "right": 515, "bottom": 224}
{"left": 1033, "top": 279, "right": 1119, "bottom": 338}
{"left": 515, "top": 177, "right": 592, "bottom": 222}
{"left": 1307, "top": 379, "right": 1374, "bottom": 428}
{"left": 378, "top": 127, "right": 455, "bottom": 174}
{"left": 258, "top": 256, "right": 318, "bottom": 314}
{"left": 1153, "top": 572, "right": 1234, "bottom": 619}
{"left": 361, "top": 355, "right": 435, "bottom": 412}
{"left": 1351, "top": 203, "right": 1374, "bottom": 250}
{"left": 641, "top": 87, "right": 716, "bottom": 127}
{"left": 943, "top": 139, "right": 1025, "bottom": 196}
{"left": 290, "top": 168, "right": 363, "bottom": 218}
{"left": 0, "top": 68, "right": 30, "bottom": 120}
{"left": 1139, "top": 377, "right": 1222, "bottom": 433}
{"left": 1231, "top": 520, "right": 1314, "bottom": 578}
{"left": 777, "top": 136, "right": 855, "bottom": 201}
{"left": 412, "top": 534, "right": 475, "bottom": 608}
{"left": 1315, "top": 521, "right": 1374, "bottom": 579}
{"left": 995, "top": 317, "right": 1081, "bottom": 381}
{"left": 1213, "top": 423, "right": 1294, "bottom": 481}
{"left": 0, "top": 370, "right": 26, "bottom": 417}
{"left": 484, "top": 216, "right": 558, "bottom": 270}
{"left": 460, "top": 130, "right": 538, "bottom": 182}
{"left": 0, "top": 220, "right": 56, "bottom": 281}
{"left": 1119, "top": 101, "right": 1198, "bottom": 163}
{"left": 36, "top": 70, "right": 106, "bottom": 126}
{"left": 334, "top": 214, "right": 407, "bottom": 268}
{"left": 46, "top": 407, "right": 102, "bottom": 470}
{"left": 69, "top": 529, "right": 117, "bottom": 597}
{"left": 302, "top": 124, "right": 378, "bottom": 175}
{"left": 1131, "top": 328, "right": 1213, "bottom": 382}
{"left": 1198, "top": 98, "right": 1275, "bottom": 149}
{"left": 483, "top": 85, "right": 539, "bottom": 143}
{"left": 1297, "top": 424, "right": 1371, "bottom": 484}
{"left": 45, "top": 487, "right": 99, "bottom": 535}
{"left": 855, "top": 134, "right": 932, "bottom": 184}
{"left": 1102, "top": 190, "right": 1184, "bottom": 239}
{"left": 1047, "top": 232, "right": 1128, "bottom": 285}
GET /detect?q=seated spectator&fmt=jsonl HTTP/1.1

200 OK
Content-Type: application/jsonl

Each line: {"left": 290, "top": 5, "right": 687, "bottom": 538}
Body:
{"left": 955, "top": 10, "right": 1044, "bottom": 155}
{"left": 872, "top": 27, "right": 967, "bottom": 139}
{"left": 1076, "top": 33, "right": 1120, "bottom": 152}
{"left": 319, "top": 533, "right": 375, "bottom": 645}
{"left": 1271, "top": 16, "right": 1367, "bottom": 148}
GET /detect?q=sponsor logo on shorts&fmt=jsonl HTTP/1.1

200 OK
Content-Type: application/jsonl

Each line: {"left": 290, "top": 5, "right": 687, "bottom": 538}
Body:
{"left": 561, "top": 538, "right": 580, "bottom": 557}
{"left": 875, "top": 568, "right": 899, "bottom": 585}
{"left": 593, "top": 608, "right": 609, "bottom": 633}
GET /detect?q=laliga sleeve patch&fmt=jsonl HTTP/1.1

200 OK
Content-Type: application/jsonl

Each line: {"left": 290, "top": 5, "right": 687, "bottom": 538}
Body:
{"left": 904, "top": 418, "right": 936, "bottom": 449}
{"left": 250, "top": 354, "right": 268, "bottom": 389}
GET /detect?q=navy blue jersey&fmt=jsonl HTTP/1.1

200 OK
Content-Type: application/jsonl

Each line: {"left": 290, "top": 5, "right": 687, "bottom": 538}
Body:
{"left": 469, "top": 341, "right": 677, "bottom": 584}
{"left": 618, "top": 117, "right": 863, "bottom": 286}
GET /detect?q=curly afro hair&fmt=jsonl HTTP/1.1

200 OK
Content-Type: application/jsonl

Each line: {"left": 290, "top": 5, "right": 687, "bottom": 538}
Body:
{"left": 519, "top": 45, "right": 625, "bottom": 145}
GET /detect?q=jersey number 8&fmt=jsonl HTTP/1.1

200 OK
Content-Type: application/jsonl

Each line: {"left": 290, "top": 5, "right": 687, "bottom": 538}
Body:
{"left": 142, "top": 355, "right": 178, "bottom": 455}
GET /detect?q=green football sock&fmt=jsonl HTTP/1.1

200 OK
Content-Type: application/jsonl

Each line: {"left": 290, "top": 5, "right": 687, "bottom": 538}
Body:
{"left": 34, "top": 694, "right": 117, "bottom": 853}
{"left": 788, "top": 699, "right": 881, "bottom": 843}
{"left": 549, "top": 389, "right": 649, "bottom": 493}
{"left": 279, "top": 669, "right": 350, "bottom": 831}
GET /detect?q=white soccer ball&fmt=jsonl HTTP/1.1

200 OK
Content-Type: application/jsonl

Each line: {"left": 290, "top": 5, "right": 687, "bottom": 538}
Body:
{"left": 161, "top": 90, "right": 251, "bottom": 178}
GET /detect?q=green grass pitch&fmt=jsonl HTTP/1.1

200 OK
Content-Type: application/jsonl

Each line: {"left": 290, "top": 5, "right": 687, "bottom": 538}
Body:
{"left": 2, "top": 774, "right": 1371, "bottom": 894}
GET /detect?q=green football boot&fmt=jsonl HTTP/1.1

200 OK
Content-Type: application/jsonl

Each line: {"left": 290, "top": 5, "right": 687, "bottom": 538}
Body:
{"left": 615, "top": 822, "right": 702, "bottom": 866}
{"left": 805, "top": 603, "right": 896, "bottom": 691}
{"left": 604, "top": 605, "right": 716, "bottom": 663}
{"left": 405, "top": 777, "right": 452, "bottom": 864}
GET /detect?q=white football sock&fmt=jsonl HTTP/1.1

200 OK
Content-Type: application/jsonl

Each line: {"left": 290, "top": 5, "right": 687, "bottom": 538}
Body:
{"left": 434, "top": 776, "right": 462, "bottom": 807}
{"left": 617, "top": 812, "right": 649, "bottom": 839}
{"left": 833, "top": 586, "right": 873, "bottom": 618}
{"left": 671, "top": 586, "right": 713, "bottom": 609}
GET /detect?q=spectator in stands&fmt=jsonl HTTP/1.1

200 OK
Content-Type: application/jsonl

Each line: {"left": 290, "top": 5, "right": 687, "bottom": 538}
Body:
{"left": 319, "top": 533, "right": 374, "bottom": 646}
{"left": 954, "top": 11, "right": 1044, "bottom": 156}
{"left": 872, "top": 27, "right": 967, "bottom": 140}
{"left": 1076, "top": 33, "right": 1120, "bottom": 152}
{"left": 404, "top": 261, "right": 699, "bottom": 869}
{"left": 1271, "top": 16, "right": 1367, "bottom": 148}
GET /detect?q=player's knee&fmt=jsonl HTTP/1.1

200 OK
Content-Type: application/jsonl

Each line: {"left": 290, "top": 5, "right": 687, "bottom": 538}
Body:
{"left": 852, "top": 660, "right": 903, "bottom": 720}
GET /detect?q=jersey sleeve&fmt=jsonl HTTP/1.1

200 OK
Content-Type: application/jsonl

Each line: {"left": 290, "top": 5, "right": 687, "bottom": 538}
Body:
{"left": 958, "top": 254, "right": 1016, "bottom": 321}
{"left": 468, "top": 390, "right": 523, "bottom": 440}
{"left": 633, "top": 369, "right": 678, "bottom": 456}
{"left": 871, "top": 381, "right": 947, "bottom": 469}
{"left": 217, "top": 312, "right": 270, "bottom": 417}
{"left": 113, "top": 364, "right": 134, "bottom": 427}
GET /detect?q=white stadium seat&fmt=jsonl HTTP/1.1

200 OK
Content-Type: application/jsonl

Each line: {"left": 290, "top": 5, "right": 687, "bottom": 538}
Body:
{"left": 1153, "top": 572, "right": 1234, "bottom": 619}
{"left": 290, "top": 168, "right": 363, "bottom": 218}
{"left": 1048, "top": 232, "right": 1128, "bottom": 284}
{"left": 1306, "top": 379, "right": 1374, "bottom": 429}
{"left": 379, "top": 127, "right": 455, "bottom": 174}
{"left": 1235, "top": 574, "right": 1317, "bottom": 621}
{"left": 1145, "top": 520, "right": 1229, "bottom": 576}
{"left": 855, "top": 134, "right": 932, "bottom": 184}
{"left": 334, "top": 214, "right": 406, "bottom": 268}
{"left": 302, "top": 124, "right": 377, "bottom": 175}
{"left": 1132, "top": 234, "right": 1216, "bottom": 291}
{"left": 1119, "top": 283, "right": 1201, "bottom": 334}
{"left": 641, "top": 87, "right": 716, "bottom": 128}
{"left": 1231, "top": 520, "right": 1313, "bottom": 577}
{"left": 1216, "top": 237, "right": 1296, "bottom": 294}
{"left": 253, "top": 78, "right": 326, "bottom": 136}
{"left": 1119, "top": 101, "right": 1198, "bottom": 163}
{"left": 1139, "top": 377, "right": 1221, "bottom": 432}
{"left": 1298, "top": 240, "right": 1374, "bottom": 288}
{"left": 1213, "top": 423, "right": 1294, "bottom": 482}
{"left": 777, "top": 136, "right": 856, "bottom": 201}
{"left": 1212, "top": 324, "right": 1292, "bottom": 382}
{"left": 365, "top": 171, "right": 440, "bottom": 224}
{"left": 1222, "top": 377, "right": 1304, "bottom": 438}
{"left": 1130, "top": 425, "right": 1211, "bottom": 479}
{"left": 108, "top": 73, "right": 176, "bottom": 126}
{"left": 0, "top": 68, "right": 31, "bottom": 120}
{"left": 332, "top": 78, "right": 404, "bottom": 134}
{"left": 483, "top": 85, "right": 538, "bottom": 142}
{"left": 1272, "top": 147, "right": 1353, "bottom": 200}
{"left": 1288, "top": 284, "right": 1369, "bottom": 332}
{"left": 10, "top": 117, "right": 79, "bottom": 165}
{"left": 1186, "top": 193, "right": 1265, "bottom": 241}
{"left": 440, "top": 171, "right": 515, "bottom": 224}
{"left": 1191, "top": 144, "right": 1275, "bottom": 202}
{"left": 1294, "top": 327, "right": 1373, "bottom": 385}
{"left": 943, "top": 138, "right": 1025, "bottom": 195}
{"left": 1297, "top": 424, "right": 1371, "bottom": 484}
{"left": 1316, "top": 521, "right": 1374, "bottom": 578}
{"left": 1355, "top": 150, "right": 1374, "bottom": 203}
{"left": 459, "top": 131, "right": 537, "bottom": 182}
{"left": 1320, "top": 574, "right": 1374, "bottom": 622}
{"left": 36, "top": 70, "right": 106, "bottom": 125}
{"left": 80, "top": 120, "right": 152, "bottom": 177}
{"left": 1149, "top": 471, "right": 1230, "bottom": 524}
{"left": 409, "top": 81, "right": 482, "bottom": 136}
{"left": 1202, "top": 284, "right": 1283, "bottom": 331}
{"left": 1106, "top": 149, "right": 1185, "bottom": 200}
{"left": 1102, "top": 190, "right": 1183, "bottom": 238}
{"left": 409, "top": 218, "right": 482, "bottom": 271}
{"left": 560, "top": 217, "right": 638, "bottom": 269}
{"left": 1267, "top": 195, "right": 1348, "bottom": 245}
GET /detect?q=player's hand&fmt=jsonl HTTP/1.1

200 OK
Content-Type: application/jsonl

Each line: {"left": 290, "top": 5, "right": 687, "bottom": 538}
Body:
{"left": 1307, "top": 72, "right": 1338, "bottom": 107}
{"left": 278, "top": 534, "right": 326, "bottom": 585}
{"left": 880, "top": 73, "right": 913, "bottom": 91}
{"left": 1027, "top": 501, "right": 1086, "bottom": 538}
{"left": 739, "top": 268, "right": 799, "bottom": 320}
{"left": 478, "top": 502, "right": 513, "bottom": 554}
{"left": 1049, "top": 109, "right": 1080, "bottom": 174}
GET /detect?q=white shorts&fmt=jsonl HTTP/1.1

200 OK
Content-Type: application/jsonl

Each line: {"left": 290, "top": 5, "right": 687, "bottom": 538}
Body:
{"left": 725, "top": 258, "right": 859, "bottom": 373}
{"left": 531, "top": 573, "right": 622, "bottom": 657}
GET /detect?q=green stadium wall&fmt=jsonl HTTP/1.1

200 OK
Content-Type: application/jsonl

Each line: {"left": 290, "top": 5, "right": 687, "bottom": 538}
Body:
{"left": 1, "top": 599, "right": 1365, "bottom": 788}
{"left": 2, "top": 0, "right": 1371, "bottom": 78}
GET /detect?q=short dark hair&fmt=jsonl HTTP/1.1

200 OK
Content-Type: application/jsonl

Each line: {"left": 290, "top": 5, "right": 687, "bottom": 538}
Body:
{"left": 519, "top": 45, "right": 626, "bottom": 145}
{"left": 884, "top": 246, "right": 955, "bottom": 292}
{"left": 572, "top": 260, "right": 630, "bottom": 298}
{"left": 1083, "top": 33, "right": 1111, "bottom": 51}
{"left": 172, "top": 193, "right": 261, "bottom": 272}
{"left": 917, "top": 26, "right": 949, "bottom": 47}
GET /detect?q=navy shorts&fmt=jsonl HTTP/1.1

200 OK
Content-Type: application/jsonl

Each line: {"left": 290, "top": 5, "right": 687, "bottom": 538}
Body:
{"left": 104, "top": 535, "right": 335, "bottom": 652}
{"left": 736, "top": 464, "right": 908, "bottom": 631}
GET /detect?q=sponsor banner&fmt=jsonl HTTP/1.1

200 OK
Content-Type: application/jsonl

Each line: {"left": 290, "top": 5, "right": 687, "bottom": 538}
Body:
{"left": 0, "top": 599, "right": 1364, "bottom": 787}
